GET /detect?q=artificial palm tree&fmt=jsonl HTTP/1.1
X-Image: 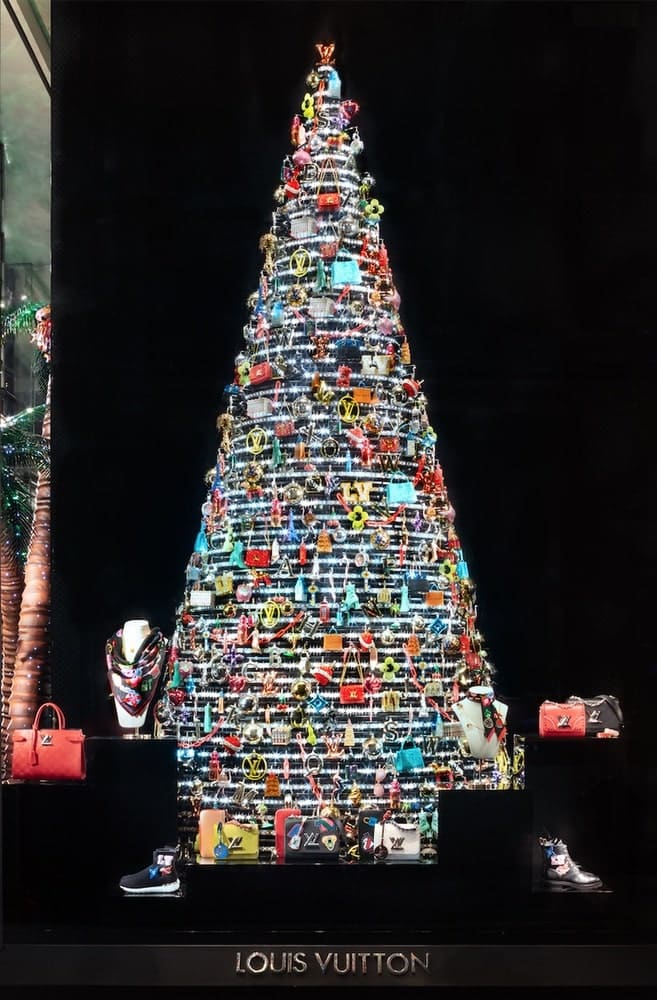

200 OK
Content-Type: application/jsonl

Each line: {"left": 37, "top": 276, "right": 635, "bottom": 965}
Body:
{"left": 0, "top": 303, "right": 51, "bottom": 775}
{"left": 0, "top": 407, "right": 48, "bottom": 775}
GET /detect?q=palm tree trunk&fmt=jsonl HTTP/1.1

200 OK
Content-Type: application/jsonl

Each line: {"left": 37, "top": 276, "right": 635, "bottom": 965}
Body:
{"left": 8, "top": 376, "right": 51, "bottom": 737}
{"left": 1, "top": 530, "right": 24, "bottom": 777}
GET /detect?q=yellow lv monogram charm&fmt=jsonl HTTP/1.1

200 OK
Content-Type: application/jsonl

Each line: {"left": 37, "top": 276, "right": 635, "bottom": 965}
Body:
{"left": 340, "top": 480, "right": 373, "bottom": 504}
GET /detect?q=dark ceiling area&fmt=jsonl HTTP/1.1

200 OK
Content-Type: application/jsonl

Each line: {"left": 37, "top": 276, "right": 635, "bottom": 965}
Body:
{"left": 49, "top": 2, "right": 657, "bottom": 754}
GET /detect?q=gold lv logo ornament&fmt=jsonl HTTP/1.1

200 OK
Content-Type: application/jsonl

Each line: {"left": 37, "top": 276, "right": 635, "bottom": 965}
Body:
{"left": 338, "top": 395, "right": 360, "bottom": 424}
{"left": 243, "top": 752, "right": 267, "bottom": 781}
{"left": 290, "top": 248, "right": 311, "bottom": 277}
{"left": 246, "top": 427, "right": 268, "bottom": 454}
{"left": 258, "top": 601, "right": 281, "bottom": 628}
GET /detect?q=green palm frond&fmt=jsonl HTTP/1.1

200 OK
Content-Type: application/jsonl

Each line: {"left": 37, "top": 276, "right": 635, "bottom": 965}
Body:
{"left": 0, "top": 410, "right": 49, "bottom": 566}
{"left": 0, "top": 408, "right": 49, "bottom": 470}
{"left": 0, "top": 302, "right": 45, "bottom": 343}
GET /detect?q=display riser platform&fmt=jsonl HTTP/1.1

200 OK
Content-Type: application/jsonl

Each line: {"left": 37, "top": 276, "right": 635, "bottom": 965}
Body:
{"left": 3, "top": 737, "right": 655, "bottom": 986}
{"left": 2, "top": 736, "right": 638, "bottom": 943}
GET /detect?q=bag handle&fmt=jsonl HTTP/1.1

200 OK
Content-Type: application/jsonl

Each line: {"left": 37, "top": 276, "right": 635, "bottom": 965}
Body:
{"left": 339, "top": 644, "right": 364, "bottom": 686}
{"left": 32, "top": 702, "right": 66, "bottom": 731}
{"left": 28, "top": 702, "right": 67, "bottom": 766}
{"left": 317, "top": 156, "right": 340, "bottom": 192}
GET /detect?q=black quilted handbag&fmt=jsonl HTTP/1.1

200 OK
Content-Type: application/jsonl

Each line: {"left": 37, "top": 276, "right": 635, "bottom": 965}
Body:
{"left": 566, "top": 694, "right": 623, "bottom": 736}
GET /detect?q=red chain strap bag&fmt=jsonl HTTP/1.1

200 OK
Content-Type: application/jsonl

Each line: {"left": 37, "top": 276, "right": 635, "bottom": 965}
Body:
{"left": 11, "top": 702, "right": 87, "bottom": 781}
{"left": 339, "top": 644, "right": 365, "bottom": 704}
{"left": 316, "top": 157, "right": 341, "bottom": 212}
{"left": 538, "top": 700, "right": 586, "bottom": 737}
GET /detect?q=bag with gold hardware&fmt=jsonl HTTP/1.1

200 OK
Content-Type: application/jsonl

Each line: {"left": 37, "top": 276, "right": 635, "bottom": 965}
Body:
{"left": 213, "top": 820, "right": 260, "bottom": 861}
{"left": 11, "top": 702, "right": 86, "bottom": 782}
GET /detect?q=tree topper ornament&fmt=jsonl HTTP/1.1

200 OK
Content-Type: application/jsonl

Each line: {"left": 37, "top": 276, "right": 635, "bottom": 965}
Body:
{"left": 316, "top": 42, "right": 335, "bottom": 65}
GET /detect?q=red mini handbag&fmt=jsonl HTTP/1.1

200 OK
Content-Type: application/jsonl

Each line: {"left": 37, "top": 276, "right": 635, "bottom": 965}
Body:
{"left": 249, "top": 362, "right": 274, "bottom": 385}
{"left": 538, "top": 700, "right": 586, "bottom": 737}
{"left": 11, "top": 702, "right": 86, "bottom": 781}
{"left": 244, "top": 549, "right": 271, "bottom": 568}
{"left": 317, "top": 191, "right": 341, "bottom": 211}
{"left": 339, "top": 646, "right": 365, "bottom": 705}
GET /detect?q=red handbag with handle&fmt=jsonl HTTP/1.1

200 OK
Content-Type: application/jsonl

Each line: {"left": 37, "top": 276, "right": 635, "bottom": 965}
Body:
{"left": 244, "top": 548, "right": 271, "bottom": 568}
{"left": 249, "top": 362, "right": 274, "bottom": 385}
{"left": 11, "top": 702, "right": 86, "bottom": 781}
{"left": 339, "top": 646, "right": 365, "bottom": 705}
{"left": 538, "top": 700, "right": 586, "bottom": 738}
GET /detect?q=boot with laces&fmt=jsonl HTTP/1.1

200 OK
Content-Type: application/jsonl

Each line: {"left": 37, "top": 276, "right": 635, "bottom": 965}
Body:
{"left": 539, "top": 834, "right": 602, "bottom": 891}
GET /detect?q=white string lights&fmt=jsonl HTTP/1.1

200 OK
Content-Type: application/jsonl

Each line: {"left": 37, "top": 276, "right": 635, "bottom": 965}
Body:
{"left": 157, "top": 47, "right": 512, "bottom": 865}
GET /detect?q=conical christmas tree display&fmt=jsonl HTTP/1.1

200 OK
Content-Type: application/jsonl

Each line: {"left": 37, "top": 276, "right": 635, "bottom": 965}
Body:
{"left": 157, "top": 43, "right": 513, "bottom": 864}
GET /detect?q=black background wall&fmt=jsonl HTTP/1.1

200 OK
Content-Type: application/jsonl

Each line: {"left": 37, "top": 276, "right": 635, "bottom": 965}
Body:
{"left": 51, "top": 0, "right": 657, "bottom": 788}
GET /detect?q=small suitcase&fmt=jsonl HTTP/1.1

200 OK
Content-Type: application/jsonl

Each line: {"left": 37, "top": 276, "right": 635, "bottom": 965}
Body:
{"left": 274, "top": 807, "right": 301, "bottom": 860}
{"left": 197, "top": 808, "right": 226, "bottom": 859}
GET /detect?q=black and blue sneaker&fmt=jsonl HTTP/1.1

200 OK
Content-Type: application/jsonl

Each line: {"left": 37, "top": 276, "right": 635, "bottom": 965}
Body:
{"left": 119, "top": 845, "right": 180, "bottom": 895}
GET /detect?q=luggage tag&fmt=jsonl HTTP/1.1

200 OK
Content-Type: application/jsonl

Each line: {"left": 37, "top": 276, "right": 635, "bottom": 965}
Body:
{"left": 287, "top": 820, "right": 303, "bottom": 851}
{"left": 213, "top": 823, "right": 230, "bottom": 860}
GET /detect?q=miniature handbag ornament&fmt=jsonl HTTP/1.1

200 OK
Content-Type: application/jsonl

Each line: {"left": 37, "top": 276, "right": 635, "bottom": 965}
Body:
{"left": 339, "top": 646, "right": 366, "bottom": 705}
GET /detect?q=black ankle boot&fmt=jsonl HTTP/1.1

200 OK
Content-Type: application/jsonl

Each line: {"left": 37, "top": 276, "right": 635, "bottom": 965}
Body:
{"left": 539, "top": 835, "right": 603, "bottom": 891}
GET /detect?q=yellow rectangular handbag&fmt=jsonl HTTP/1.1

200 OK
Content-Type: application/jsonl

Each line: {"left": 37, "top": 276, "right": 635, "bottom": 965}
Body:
{"left": 351, "top": 386, "right": 373, "bottom": 404}
{"left": 214, "top": 820, "right": 260, "bottom": 861}
{"left": 197, "top": 808, "right": 226, "bottom": 859}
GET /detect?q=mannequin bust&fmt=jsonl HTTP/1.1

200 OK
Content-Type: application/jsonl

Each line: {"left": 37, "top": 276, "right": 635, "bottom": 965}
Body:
{"left": 452, "top": 685, "right": 508, "bottom": 760}
{"left": 106, "top": 619, "right": 167, "bottom": 737}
